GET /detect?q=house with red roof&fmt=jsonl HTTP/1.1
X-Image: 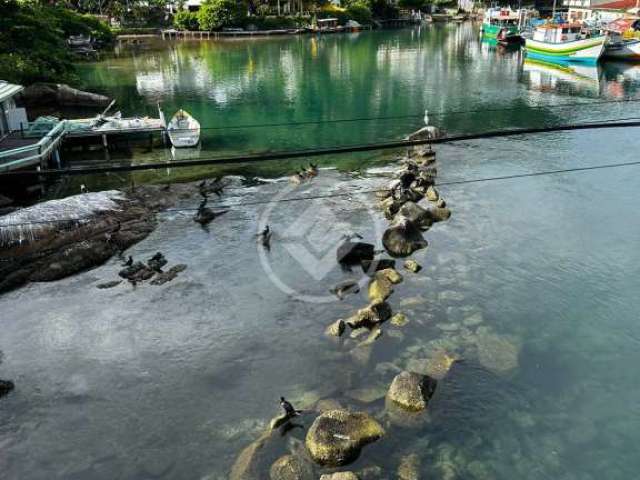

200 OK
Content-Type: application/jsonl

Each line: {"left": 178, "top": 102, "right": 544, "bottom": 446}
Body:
{"left": 563, "top": 0, "right": 638, "bottom": 22}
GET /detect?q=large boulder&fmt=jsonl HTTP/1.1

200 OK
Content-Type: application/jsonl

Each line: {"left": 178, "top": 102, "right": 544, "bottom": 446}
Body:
{"left": 396, "top": 202, "right": 433, "bottom": 230}
{"left": 269, "top": 454, "right": 315, "bottom": 480}
{"left": 19, "top": 83, "right": 111, "bottom": 107}
{"left": 229, "top": 431, "right": 271, "bottom": 480}
{"left": 305, "top": 410, "right": 385, "bottom": 466}
{"left": 387, "top": 371, "right": 437, "bottom": 412}
{"left": 382, "top": 218, "right": 428, "bottom": 258}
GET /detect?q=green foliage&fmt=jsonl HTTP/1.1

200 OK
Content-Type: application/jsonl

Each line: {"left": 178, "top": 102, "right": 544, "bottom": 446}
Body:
{"left": 243, "top": 15, "right": 305, "bottom": 30}
{"left": 0, "top": 1, "right": 76, "bottom": 85}
{"left": 174, "top": 10, "right": 200, "bottom": 30}
{"left": 346, "top": 4, "right": 372, "bottom": 24}
{"left": 198, "top": 0, "right": 247, "bottom": 30}
{"left": 368, "top": 0, "right": 399, "bottom": 19}
{"left": 398, "top": 0, "right": 427, "bottom": 8}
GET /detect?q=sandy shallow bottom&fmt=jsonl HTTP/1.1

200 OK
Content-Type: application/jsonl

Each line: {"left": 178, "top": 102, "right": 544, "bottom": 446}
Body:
{"left": 1, "top": 131, "right": 640, "bottom": 479}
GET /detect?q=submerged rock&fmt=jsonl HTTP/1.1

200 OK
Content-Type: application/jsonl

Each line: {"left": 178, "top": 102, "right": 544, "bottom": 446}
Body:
{"left": 337, "top": 240, "right": 375, "bottom": 266}
{"left": 387, "top": 371, "right": 437, "bottom": 412}
{"left": 397, "top": 453, "right": 421, "bottom": 480}
{"left": 361, "top": 258, "right": 396, "bottom": 276}
{"left": 315, "top": 399, "right": 344, "bottom": 413}
{"left": 358, "top": 326, "right": 382, "bottom": 347}
{"left": 269, "top": 454, "right": 314, "bottom": 480}
{"left": 390, "top": 313, "right": 408, "bottom": 327}
{"left": 320, "top": 473, "right": 359, "bottom": 480}
{"left": 382, "top": 218, "right": 428, "bottom": 258}
{"left": 0, "top": 379, "right": 15, "bottom": 398}
{"left": 305, "top": 410, "right": 385, "bottom": 466}
{"left": 96, "top": 280, "right": 122, "bottom": 289}
{"left": 325, "top": 319, "right": 346, "bottom": 338}
{"left": 346, "top": 385, "right": 387, "bottom": 404}
{"left": 150, "top": 264, "right": 188, "bottom": 285}
{"left": 476, "top": 332, "right": 520, "bottom": 374}
{"left": 403, "top": 260, "right": 422, "bottom": 273}
{"left": 229, "top": 431, "right": 271, "bottom": 480}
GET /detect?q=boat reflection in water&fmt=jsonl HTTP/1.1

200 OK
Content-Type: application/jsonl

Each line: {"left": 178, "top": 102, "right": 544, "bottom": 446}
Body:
{"left": 601, "top": 61, "right": 640, "bottom": 98}
{"left": 520, "top": 58, "right": 603, "bottom": 97}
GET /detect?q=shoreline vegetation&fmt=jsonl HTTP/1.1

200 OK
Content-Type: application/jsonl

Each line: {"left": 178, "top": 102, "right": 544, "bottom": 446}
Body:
{"left": 0, "top": 0, "right": 458, "bottom": 87}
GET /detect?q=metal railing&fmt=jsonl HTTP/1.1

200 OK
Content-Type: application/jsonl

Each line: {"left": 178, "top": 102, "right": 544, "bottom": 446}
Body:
{"left": 0, "top": 120, "right": 67, "bottom": 171}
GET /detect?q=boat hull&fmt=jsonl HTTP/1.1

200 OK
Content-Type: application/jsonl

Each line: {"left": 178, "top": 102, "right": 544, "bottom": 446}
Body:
{"left": 167, "top": 109, "right": 201, "bottom": 148}
{"left": 481, "top": 23, "right": 518, "bottom": 38}
{"left": 525, "top": 36, "right": 606, "bottom": 64}
{"left": 604, "top": 39, "right": 640, "bottom": 61}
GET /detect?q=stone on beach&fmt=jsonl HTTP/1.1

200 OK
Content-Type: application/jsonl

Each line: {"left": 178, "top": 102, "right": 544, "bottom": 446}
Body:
{"left": 397, "top": 202, "right": 433, "bottom": 230}
{"left": 305, "top": 410, "right": 385, "bottom": 466}
{"left": 428, "top": 207, "right": 452, "bottom": 223}
{"left": 387, "top": 371, "right": 437, "bottom": 412}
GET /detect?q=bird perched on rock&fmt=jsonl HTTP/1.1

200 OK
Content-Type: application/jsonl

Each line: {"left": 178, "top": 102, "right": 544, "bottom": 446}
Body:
{"left": 122, "top": 255, "right": 133, "bottom": 267}
{"left": 193, "top": 198, "right": 228, "bottom": 226}
{"left": 147, "top": 252, "right": 167, "bottom": 272}
{"left": 80, "top": 184, "right": 88, "bottom": 194}
{"left": 257, "top": 225, "right": 272, "bottom": 249}
{"left": 280, "top": 397, "right": 302, "bottom": 417}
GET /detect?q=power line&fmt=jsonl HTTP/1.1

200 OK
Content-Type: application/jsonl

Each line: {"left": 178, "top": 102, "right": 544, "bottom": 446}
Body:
{"left": 3, "top": 157, "right": 640, "bottom": 231}
{"left": 3, "top": 117, "right": 640, "bottom": 178}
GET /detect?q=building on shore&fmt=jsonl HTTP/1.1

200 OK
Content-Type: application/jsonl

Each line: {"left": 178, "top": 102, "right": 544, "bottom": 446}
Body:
{"left": 0, "top": 82, "right": 27, "bottom": 138}
{"left": 564, "top": 0, "right": 638, "bottom": 22}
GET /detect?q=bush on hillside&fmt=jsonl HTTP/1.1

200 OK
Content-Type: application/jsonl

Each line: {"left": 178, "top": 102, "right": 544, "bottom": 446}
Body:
{"left": 174, "top": 10, "right": 200, "bottom": 30}
{"left": 198, "top": 0, "right": 247, "bottom": 30}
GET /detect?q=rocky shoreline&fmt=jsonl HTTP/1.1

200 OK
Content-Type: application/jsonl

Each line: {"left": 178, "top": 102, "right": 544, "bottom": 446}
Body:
{"left": 0, "top": 181, "right": 201, "bottom": 293}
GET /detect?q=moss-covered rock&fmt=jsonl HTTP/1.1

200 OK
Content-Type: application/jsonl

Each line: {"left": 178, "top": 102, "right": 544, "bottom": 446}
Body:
{"left": 382, "top": 218, "right": 428, "bottom": 258}
{"left": 387, "top": 371, "right": 437, "bottom": 412}
{"left": 346, "top": 302, "right": 392, "bottom": 329}
{"left": 320, "top": 473, "right": 360, "bottom": 480}
{"left": 305, "top": 410, "right": 385, "bottom": 466}
{"left": 325, "top": 319, "right": 346, "bottom": 337}
{"left": 390, "top": 313, "right": 408, "bottom": 327}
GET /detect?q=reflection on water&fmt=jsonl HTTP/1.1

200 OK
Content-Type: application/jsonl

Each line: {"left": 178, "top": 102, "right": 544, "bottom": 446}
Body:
{"left": 3, "top": 26, "right": 640, "bottom": 479}
{"left": 520, "top": 59, "right": 603, "bottom": 98}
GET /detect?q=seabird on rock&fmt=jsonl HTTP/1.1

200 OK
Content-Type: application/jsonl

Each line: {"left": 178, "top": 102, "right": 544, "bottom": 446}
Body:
{"left": 122, "top": 255, "right": 133, "bottom": 267}
{"left": 257, "top": 225, "right": 272, "bottom": 249}
{"left": 280, "top": 397, "right": 301, "bottom": 417}
{"left": 80, "top": 184, "right": 88, "bottom": 194}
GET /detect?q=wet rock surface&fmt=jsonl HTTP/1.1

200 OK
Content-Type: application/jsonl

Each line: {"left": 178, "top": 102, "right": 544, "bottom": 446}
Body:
{"left": 305, "top": 410, "right": 385, "bottom": 466}
{"left": 320, "top": 473, "right": 360, "bottom": 480}
{"left": 269, "top": 454, "right": 315, "bottom": 480}
{"left": 387, "top": 371, "right": 437, "bottom": 412}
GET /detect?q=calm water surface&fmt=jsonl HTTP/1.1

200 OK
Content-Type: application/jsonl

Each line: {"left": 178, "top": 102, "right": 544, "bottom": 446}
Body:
{"left": 1, "top": 24, "right": 640, "bottom": 479}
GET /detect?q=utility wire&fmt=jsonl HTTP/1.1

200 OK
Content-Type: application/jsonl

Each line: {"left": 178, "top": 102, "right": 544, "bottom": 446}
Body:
{"left": 3, "top": 157, "right": 640, "bottom": 230}
{"left": 3, "top": 117, "right": 640, "bottom": 178}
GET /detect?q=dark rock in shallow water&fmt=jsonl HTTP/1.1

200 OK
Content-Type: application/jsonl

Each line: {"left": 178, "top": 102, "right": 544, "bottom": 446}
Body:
{"left": 382, "top": 219, "right": 428, "bottom": 258}
{"left": 96, "top": 280, "right": 122, "bottom": 289}
{"left": 387, "top": 371, "right": 437, "bottom": 412}
{"left": 337, "top": 240, "right": 375, "bottom": 266}
{"left": 361, "top": 258, "right": 396, "bottom": 276}
{"left": 147, "top": 252, "right": 167, "bottom": 272}
{"left": 305, "top": 410, "right": 385, "bottom": 466}
{"left": 397, "top": 202, "right": 433, "bottom": 230}
{"left": 150, "top": 264, "right": 188, "bottom": 286}
{"left": 0, "top": 379, "right": 15, "bottom": 398}
{"left": 118, "top": 262, "right": 155, "bottom": 282}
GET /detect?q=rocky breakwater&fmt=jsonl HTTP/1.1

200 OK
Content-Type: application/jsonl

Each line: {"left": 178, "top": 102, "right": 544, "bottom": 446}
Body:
{"left": 0, "top": 183, "right": 194, "bottom": 293}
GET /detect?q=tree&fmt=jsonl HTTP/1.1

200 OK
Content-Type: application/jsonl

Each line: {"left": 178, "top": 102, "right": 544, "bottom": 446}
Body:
{"left": 197, "top": 0, "right": 246, "bottom": 30}
{"left": 174, "top": 10, "right": 200, "bottom": 30}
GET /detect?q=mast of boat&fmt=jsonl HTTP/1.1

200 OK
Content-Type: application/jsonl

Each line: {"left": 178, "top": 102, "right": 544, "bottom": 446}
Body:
{"left": 552, "top": 0, "right": 557, "bottom": 20}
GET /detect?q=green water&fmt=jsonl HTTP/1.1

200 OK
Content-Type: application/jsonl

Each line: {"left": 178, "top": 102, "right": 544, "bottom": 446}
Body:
{"left": 2, "top": 23, "right": 640, "bottom": 480}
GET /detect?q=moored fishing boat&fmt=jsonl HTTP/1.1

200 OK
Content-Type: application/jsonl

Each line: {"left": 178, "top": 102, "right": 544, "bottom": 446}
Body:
{"left": 481, "top": 7, "right": 522, "bottom": 40}
{"left": 603, "top": 18, "right": 640, "bottom": 60}
{"left": 167, "top": 109, "right": 200, "bottom": 148}
{"left": 524, "top": 23, "right": 606, "bottom": 64}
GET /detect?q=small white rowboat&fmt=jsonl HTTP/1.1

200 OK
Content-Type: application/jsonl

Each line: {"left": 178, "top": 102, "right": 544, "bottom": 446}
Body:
{"left": 167, "top": 109, "right": 200, "bottom": 148}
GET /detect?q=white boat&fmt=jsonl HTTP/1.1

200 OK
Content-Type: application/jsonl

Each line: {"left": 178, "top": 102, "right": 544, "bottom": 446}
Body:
{"left": 167, "top": 109, "right": 200, "bottom": 148}
{"left": 524, "top": 23, "right": 606, "bottom": 65}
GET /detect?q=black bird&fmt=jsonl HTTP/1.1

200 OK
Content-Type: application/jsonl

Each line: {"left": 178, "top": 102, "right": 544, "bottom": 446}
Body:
{"left": 257, "top": 225, "right": 272, "bottom": 248}
{"left": 122, "top": 256, "right": 133, "bottom": 267}
{"left": 280, "top": 397, "right": 301, "bottom": 417}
